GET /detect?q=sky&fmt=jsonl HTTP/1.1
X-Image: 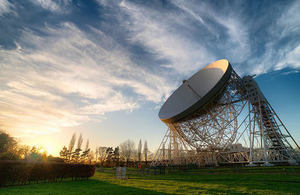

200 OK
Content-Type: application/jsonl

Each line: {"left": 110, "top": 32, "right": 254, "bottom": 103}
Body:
{"left": 0, "top": 0, "right": 300, "bottom": 156}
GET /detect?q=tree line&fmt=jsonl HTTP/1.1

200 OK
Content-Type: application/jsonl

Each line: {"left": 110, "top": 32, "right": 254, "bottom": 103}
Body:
{"left": 95, "top": 139, "right": 150, "bottom": 167}
{"left": 0, "top": 130, "right": 57, "bottom": 162}
{"left": 59, "top": 133, "right": 92, "bottom": 164}
{"left": 59, "top": 133, "right": 153, "bottom": 167}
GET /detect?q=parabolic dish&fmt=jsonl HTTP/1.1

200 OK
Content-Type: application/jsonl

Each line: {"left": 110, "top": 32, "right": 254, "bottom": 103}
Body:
{"left": 159, "top": 59, "right": 232, "bottom": 123}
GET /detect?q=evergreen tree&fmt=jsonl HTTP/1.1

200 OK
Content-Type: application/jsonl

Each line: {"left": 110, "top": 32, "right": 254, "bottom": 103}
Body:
{"left": 59, "top": 146, "right": 69, "bottom": 161}
{"left": 113, "top": 147, "right": 120, "bottom": 166}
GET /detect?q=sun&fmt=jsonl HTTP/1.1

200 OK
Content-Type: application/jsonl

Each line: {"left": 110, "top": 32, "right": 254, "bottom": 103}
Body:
{"left": 43, "top": 145, "right": 55, "bottom": 156}
{"left": 37, "top": 144, "right": 55, "bottom": 156}
{"left": 39, "top": 148, "right": 46, "bottom": 153}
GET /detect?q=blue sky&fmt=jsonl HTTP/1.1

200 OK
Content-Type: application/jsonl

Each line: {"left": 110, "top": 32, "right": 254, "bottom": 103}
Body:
{"left": 0, "top": 0, "right": 300, "bottom": 155}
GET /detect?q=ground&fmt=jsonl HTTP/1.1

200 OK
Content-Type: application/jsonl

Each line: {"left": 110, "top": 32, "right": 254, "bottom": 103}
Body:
{"left": 1, "top": 166, "right": 300, "bottom": 194}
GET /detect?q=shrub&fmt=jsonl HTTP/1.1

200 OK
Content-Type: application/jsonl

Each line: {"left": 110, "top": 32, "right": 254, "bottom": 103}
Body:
{"left": 0, "top": 160, "right": 95, "bottom": 187}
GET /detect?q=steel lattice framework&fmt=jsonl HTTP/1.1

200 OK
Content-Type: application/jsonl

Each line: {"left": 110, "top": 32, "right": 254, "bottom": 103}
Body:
{"left": 151, "top": 71, "right": 300, "bottom": 167}
{"left": 171, "top": 71, "right": 245, "bottom": 151}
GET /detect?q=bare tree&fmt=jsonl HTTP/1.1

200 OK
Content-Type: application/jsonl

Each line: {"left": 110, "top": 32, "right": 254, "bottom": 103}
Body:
{"left": 73, "top": 133, "right": 83, "bottom": 162}
{"left": 77, "top": 134, "right": 83, "bottom": 150}
{"left": 143, "top": 140, "right": 148, "bottom": 165}
{"left": 137, "top": 139, "right": 142, "bottom": 163}
{"left": 85, "top": 139, "right": 89, "bottom": 151}
{"left": 68, "top": 133, "right": 76, "bottom": 153}
{"left": 95, "top": 147, "right": 99, "bottom": 163}
{"left": 98, "top": 146, "right": 107, "bottom": 165}
{"left": 81, "top": 139, "right": 90, "bottom": 162}
{"left": 88, "top": 150, "right": 94, "bottom": 164}
{"left": 119, "top": 139, "right": 135, "bottom": 162}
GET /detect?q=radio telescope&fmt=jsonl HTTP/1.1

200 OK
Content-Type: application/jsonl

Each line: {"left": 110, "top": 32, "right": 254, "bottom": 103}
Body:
{"left": 151, "top": 59, "right": 300, "bottom": 166}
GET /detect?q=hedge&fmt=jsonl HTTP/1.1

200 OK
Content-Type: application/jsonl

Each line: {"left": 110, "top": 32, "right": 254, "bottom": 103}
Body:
{"left": 0, "top": 160, "right": 95, "bottom": 187}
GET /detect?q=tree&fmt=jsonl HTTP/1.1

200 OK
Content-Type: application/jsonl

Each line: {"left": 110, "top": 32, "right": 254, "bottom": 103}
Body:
{"left": 105, "top": 147, "right": 114, "bottom": 166}
{"left": 25, "top": 146, "right": 43, "bottom": 162}
{"left": 98, "top": 146, "right": 107, "bottom": 165}
{"left": 81, "top": 139, "right": 90, "bottom": 163}
{"left": 0, "top": 130, "right": 47, "bottom": 161}
{"left": 112, "top": 147, "right": 120, "bottom": 166}
{"left": 73, "top": 134, "right": 83, "bottom": 162}
{"left": 144, "top": 140, "right": 148, "bottom": 165}
{"left": 77, "top": 134, "right": 83, "bottom": 150}
{"left": 119, "top": 139, "right": 135, "bottom": 163}
{"left": 85, "top": 139, "right": 89, "bottom": 152}
{"left": 68, "top": 133, "right": 76, "bottom": 160}
{"left": 137, "top": 139, "right": 142, "bottom": 163}
{"left": 95, "top": 147, "right": 99, "bottom": 163}
{"left": 61, "top": 133, "right": 94, "bottom": 163}
{"left": 0, "top": 130, "right": 19, "bottom": 160}
{"left": 59, "top": 146, "right": 69, "bottom": 161}
{"left": 87, "top": 150, "right": 94, "bottom": 164}
{"left": 18, "top": 145, "right": 30, "bottom": 159}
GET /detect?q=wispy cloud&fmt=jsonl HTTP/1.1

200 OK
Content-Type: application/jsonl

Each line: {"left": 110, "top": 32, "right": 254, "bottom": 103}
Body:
{"left": 0, "top": 0, "right": 13, "bottom": 16}
{"left": 97, "top": 0, "right": 252, "bottom": 76}
{"left": 0, "top": 22, "right": 173, "bottom": 136}
{"left": 277, "top": 0, "right": 300, "bottom": 38}
{"left": 281, "top": 69, "right": 300, "bottom": 76}
{"left": 118, "top": 0, "right": 215, "bottom": 75}
{"left": 172, "top": 1, "right": 250, "bottom": 63}
{"left": 80, "top": 93, "right": 137, "bottom": 115}
{"left": 273, "top": 1, "right": 300, "bottom": 71}
{"left": 276, "top": 45, "right": 300, "bottom": 70}
{"left": 171, "top": 0, "right": 300, "bottom": 76}
{"left": 1, "top": 0, "right": 300, "bottom": 140}
{"left": 30, "top": 0, "right": 71, "bottom": 13}
{"left": 245, "top": 1, "right": 300, "bottom": 75}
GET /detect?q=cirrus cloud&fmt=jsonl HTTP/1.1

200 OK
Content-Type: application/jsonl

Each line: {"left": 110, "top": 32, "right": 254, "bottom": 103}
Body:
{"left": 0, "top": 22, "right": 174, "bottom": 136}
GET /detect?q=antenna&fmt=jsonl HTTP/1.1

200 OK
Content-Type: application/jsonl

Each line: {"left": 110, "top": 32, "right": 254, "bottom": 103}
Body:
{"left": 152, "top": 59, "right": 300, "bottom": 167}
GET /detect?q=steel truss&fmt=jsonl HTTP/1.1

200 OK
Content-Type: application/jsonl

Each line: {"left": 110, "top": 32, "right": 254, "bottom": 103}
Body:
{"left": 151, "top": 72, "right": 300, "bottom": 167}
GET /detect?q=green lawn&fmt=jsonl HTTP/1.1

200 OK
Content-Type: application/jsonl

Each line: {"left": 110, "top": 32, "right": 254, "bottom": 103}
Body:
{"left": 1, "top": 166, "right": 300, "bottom": 194}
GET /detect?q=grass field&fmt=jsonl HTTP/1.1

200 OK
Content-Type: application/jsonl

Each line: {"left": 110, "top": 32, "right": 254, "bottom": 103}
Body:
{"left": 1, "top": 166, "right": 300, "bottom": 194}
